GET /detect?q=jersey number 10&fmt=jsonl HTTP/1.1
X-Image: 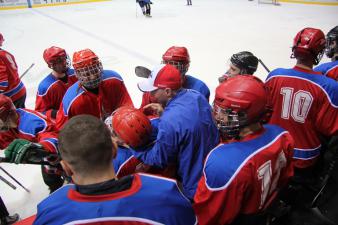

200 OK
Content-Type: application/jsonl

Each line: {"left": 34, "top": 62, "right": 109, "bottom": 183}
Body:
{"left": 280, "top": 87, "right": 313, "bottom": 123}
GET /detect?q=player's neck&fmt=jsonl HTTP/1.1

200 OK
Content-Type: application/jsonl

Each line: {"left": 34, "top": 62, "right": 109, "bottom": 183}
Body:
{"left": 295, "top": 62, "right": 313, "bottom": 71}
{"left": 239, "top": 123, "right": 263, "bottom": 138}
{"left": 52, "top": 71, "right": 66, "bottom": 79}
{"left": 73, "top": 166, "right": 117, "bottom": 186}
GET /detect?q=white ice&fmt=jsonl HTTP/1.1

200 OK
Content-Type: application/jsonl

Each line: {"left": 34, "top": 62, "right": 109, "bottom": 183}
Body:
{"left": 0, "top": 0, "right": 337, "bottom": 220}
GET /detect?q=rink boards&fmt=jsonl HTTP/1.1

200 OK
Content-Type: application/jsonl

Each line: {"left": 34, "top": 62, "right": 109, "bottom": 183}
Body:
{"left": 0, "top": 0, "right": 110, "bottom": 10}
{"left": 1, "top": 0, "right": 337, "bottom": 10}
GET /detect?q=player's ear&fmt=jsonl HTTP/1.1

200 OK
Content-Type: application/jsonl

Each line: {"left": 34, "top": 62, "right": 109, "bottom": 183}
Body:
{"left": 60, "top": 160, "right": 73, "bottom": 177}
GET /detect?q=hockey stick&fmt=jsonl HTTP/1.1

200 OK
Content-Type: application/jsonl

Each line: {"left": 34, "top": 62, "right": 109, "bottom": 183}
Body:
{"left": 258, "top": 59, "right": 270, "bottom": 73}
{"left": 135, "top": 66, "right": 151, "bottom": 78}
{"left": 19, "top": 63, "right": 35, "bottom": 79}
{"left": 0, "top": 174, "right": 17, "bottom": 190}
{"left": 311, "top": 140, "right": 338, "bottom": 208}
{"left": 0, "top": 157, "right": 56, "bottom": 166}
{"left": 0, "top": 166, "right": 30, "bottom": 193}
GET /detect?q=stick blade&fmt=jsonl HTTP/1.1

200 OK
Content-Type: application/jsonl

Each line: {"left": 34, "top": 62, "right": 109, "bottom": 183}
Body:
{"left": 135, "top": 66, "right": 151, "bottom": 78}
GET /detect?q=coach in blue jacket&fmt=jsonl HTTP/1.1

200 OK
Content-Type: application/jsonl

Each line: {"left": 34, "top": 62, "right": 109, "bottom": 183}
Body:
{"left": 136, "top": 64, "right": 219, "bottom": 200}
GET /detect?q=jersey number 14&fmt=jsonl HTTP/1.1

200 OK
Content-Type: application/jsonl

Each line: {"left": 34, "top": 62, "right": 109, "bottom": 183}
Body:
{"left": 257, "top": 151, "right": 287, "bottom": 209}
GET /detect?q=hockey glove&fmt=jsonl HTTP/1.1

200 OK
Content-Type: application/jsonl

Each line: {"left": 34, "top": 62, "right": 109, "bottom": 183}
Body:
{"left": 4, "top": 139, "right": 40, "bottom": 164}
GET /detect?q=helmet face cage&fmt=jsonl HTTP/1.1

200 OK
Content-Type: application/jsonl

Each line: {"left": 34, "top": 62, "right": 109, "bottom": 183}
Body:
{"left": 213, "top": 104, "right": 248, "bottom": 140}
{"left": 162, "top": 60, "right": 189, "bottom": 76}
{"left": 314, "top": 51, "right": 324, "bottom": 65}
{"left": 104, "top": 114, "right": 129, "bottom": 147}
{"left": 0, "top": 106, "right": 15, "bottom": 133}
{"left": 0, "top": 118, "right": 10, "bottom": 132}
{"left": 75, "top": 60, "right": 103, "bottom": 89}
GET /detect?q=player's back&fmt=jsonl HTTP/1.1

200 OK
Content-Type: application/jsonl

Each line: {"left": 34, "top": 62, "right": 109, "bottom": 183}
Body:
{"left": 34, "top": 173, "right": 197, "bottom": 225}
{"left": 194, "top": 125, "right": 294, "bottom": 224}
{"left": 265, "top": 66, "right": 338, "bottom": 168}
{"left": 0, "top": 49, "right": 26, "bottom": 102}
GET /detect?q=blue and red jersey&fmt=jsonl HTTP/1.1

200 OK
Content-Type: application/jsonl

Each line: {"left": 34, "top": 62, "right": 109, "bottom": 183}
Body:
{"left": 35, "top": 69, "right": 77, "bottom": 120}
{"left": 0, "top": 49, "right": 26, "bottom": 103}
{"left": 56, "top": 70, "right": 133, "bottom": 130}
{"left": 0, "top": 108, "right": 58, "bottom": 153}
{"left": 193, "top": 125, "right": 294, "bottom": 225}
{"left": 34, "top": 173, "right": 197, "bottom": 225}
{"left": 139, "top": 74, "right": 210, "bottom": 109}
{"left": 314, "top": 60, "right": 338, "bottom": 81}
{"left": 265, "top": 66, "right": 338, "bottom": 168}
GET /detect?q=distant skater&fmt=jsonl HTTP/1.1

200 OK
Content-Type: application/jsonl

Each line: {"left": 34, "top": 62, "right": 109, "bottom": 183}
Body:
{"left": 137, "top": 0, "right": 152, "bottom": 17}
{"left": 187, "top": 0, "right": 192, "bottom": 5}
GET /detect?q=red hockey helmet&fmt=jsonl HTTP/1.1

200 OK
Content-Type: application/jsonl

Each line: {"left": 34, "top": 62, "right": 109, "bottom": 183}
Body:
{"left": 43, "top": 46, "right": 67, "bottom": 66}
{"left": 213, "top": 75, "right": 269, "bottom": 139}
{"left": 162, "top": 46, "right": 190, "bottom": 75}
{"left": 292, "top": 27, "right": 326, "bottom": 65}
{"left": 0, "top": 33, "right": 4, "bottom": 46}
{"left": 112, "top": 106, "right": 152, "bottom": 148}
{"left": 72, "top": 49, "right": 102, "bottom": 89}
{"left": 0, "top": 95, "right": 16, "bottom": 132}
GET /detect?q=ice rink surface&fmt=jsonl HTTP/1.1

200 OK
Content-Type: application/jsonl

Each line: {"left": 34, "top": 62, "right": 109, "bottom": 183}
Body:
{"left": 0, "top": 0, "right": 337, "bottom": 219}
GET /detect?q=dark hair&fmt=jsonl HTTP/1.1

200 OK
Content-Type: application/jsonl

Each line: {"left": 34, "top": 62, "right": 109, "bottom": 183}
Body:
{"left": 59, "top": 115, "right": 113, "bottom": 176}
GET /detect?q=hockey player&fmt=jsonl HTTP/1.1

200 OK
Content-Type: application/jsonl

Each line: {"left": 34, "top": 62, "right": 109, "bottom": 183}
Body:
{"left": 105, "top": 106, "right": 176, "bottom": 179}
{"left": 139, "top": 46, "right": 210, "bottom": 112}
{"left": 35, "top": 46, "right": 77, "bottom": 121}
{"left": 314, "top": 26, "right": 338, "bottom": 80}
{"left": 135, "top": 64, "right": 219, "bottom": 200}
{"left": 136, "top": 0, "right": 152, "bottom": 17}
{"left": 55, "top": 48, "right": 133, "bottom": 130}
{"left": 0, "top": 94, "right": 63, "bottom": 193}
{"left": 266, "top": 27, "right": 338, "bottom": 172}
{"left": 193, "top": 75, "right": 294, "bottom": 225}
{"left": 105, "top": 106, "right": 154, "bottom": 178}
{"left": 0, "top": 33, "right": 26, "bottom": 108}
{"left": 187, "top": 0, "right": 192, "bottom": 5}
{"left": 218, "top": 51, "right": 258, "bottom": 83}
{"left": 34, "top": 115, "right": 197, "bottom": 225}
